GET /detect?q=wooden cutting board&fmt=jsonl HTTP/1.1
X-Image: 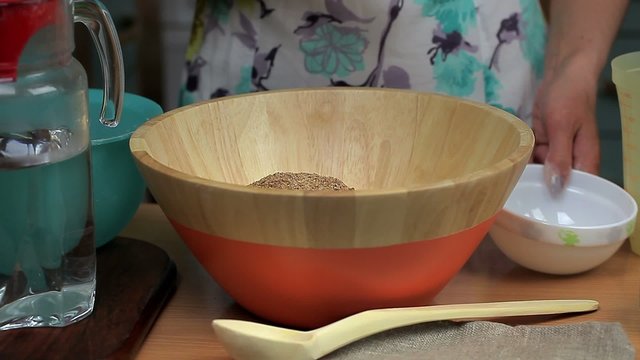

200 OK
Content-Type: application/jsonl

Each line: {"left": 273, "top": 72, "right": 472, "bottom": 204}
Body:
{"left": 0, "top": 237, "right": 178, "bottom": 360}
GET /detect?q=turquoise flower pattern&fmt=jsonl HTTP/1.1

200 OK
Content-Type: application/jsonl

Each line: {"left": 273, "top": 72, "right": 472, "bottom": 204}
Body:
{"left": 295, "top": 0, "right": 405, "bottom": 87}
{"left": 423, "top": 2, "right": 481, "bottom": 99}
{"left": 234, "top": 65, "right": 254, "bottom": 94}
{"left": 210, "top": 0, "right": 233, "bottom": 26}
{"left": 179, "top": 85, "right": 196, "bottom": 106}
{"left": 180, "top": 0, "right": 547, "bottom": 117}
{"left": 415, "top": 0, "right": 477, "bottom": 33}
{"left": 300, "top": 23, "right": 367, "bottom": 78}
{"left": 432, "top": 51, "right": 481, "bottom": 97}
{"left": 484, "top": 66, "right": 517, "bottom": 115}
{"left": 518, "top": 0, "right": 547, "bottom": 78}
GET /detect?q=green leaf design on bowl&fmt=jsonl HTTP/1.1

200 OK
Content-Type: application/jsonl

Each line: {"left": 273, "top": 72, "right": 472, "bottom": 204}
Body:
{"left": 558, "top": 229, "right": 580, "bottom": 246}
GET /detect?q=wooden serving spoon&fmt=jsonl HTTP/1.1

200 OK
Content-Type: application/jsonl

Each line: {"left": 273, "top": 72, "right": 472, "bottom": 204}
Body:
{"left": 212, "top": 299, "right": 598, "bottom": 360}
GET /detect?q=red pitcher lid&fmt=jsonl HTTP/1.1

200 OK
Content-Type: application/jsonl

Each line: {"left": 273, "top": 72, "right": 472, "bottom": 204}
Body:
{"left": 0, "top": 0, "right": 57, "bottom": 82}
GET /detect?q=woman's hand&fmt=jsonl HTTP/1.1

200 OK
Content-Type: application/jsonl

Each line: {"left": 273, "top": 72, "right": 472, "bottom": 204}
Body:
{"left": 532, "top": 57, "right": 600, "bottom": 193}
{"left": 534, "top": 0, "right": 628, "bottom": 193}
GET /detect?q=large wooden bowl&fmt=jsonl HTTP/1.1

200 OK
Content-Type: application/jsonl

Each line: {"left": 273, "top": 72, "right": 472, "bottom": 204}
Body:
{"left": 131, "top": 88, "right": 533, "bottom": 328}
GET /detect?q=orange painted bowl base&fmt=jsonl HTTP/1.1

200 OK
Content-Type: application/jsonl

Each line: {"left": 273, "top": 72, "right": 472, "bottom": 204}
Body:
{"left": 170, "top": 215, "right": 496, "bottom": 329}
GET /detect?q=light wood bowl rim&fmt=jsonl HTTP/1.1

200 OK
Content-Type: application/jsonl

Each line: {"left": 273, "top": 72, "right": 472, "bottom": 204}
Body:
{"left": 130, "top": 87, "right": 534, "bottom": 198}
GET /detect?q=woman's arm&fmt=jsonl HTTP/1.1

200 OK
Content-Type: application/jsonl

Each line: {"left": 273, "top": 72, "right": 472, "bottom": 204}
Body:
{"left": 532, "top": 0, "right": 629, "bottom": 192}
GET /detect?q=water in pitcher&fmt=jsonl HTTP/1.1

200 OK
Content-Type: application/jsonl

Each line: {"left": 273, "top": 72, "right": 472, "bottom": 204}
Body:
{"left": 0, "top": 90, "right": 96, "bottom": 329}
{"left": 0, "top": 0, "right": 124, "bottom": 330}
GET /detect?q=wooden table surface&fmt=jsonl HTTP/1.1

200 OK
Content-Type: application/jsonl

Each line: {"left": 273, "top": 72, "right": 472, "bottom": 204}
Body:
{"left": 121, "top": 203, "right": 640, "bottom": 359}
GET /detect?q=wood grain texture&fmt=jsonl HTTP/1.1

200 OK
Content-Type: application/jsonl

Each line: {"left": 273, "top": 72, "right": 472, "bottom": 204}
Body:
{"left": 122, "top": 205, "right": 640, "bottom": 360}
{"left": 130, "top": 88, "right": 534, "bottom": 248}
{"left": 0, "top": 238, "right": 177, "bottom": 360}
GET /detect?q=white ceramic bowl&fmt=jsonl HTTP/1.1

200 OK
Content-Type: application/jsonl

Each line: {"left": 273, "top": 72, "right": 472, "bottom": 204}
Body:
{"left": 490, "top": 164, "right": 637, "bottom": 275}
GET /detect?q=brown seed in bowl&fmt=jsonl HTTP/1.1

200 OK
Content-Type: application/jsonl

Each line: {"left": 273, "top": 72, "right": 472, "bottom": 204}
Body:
{"left": 250, "top": 172, "right": 354, "bottom": 191}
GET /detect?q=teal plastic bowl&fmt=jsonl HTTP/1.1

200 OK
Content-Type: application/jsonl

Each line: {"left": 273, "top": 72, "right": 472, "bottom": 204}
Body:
{"left": 89, "top": 89, "right": 163, "bottom": 247}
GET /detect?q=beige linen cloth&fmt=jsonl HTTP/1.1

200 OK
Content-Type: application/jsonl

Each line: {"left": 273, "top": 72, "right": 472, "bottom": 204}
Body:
{"left": 325, "top": 321, "right": 634, "bottom": 359}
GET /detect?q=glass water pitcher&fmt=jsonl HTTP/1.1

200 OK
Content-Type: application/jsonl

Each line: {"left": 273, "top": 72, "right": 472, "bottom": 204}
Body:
{"left": 0, "top": 0, "right": 123, "bottom": 329}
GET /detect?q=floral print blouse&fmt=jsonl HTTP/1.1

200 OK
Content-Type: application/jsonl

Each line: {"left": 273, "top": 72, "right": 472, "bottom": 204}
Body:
{"left": 180, "top": 0, "right": 547, "bottom": 124}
